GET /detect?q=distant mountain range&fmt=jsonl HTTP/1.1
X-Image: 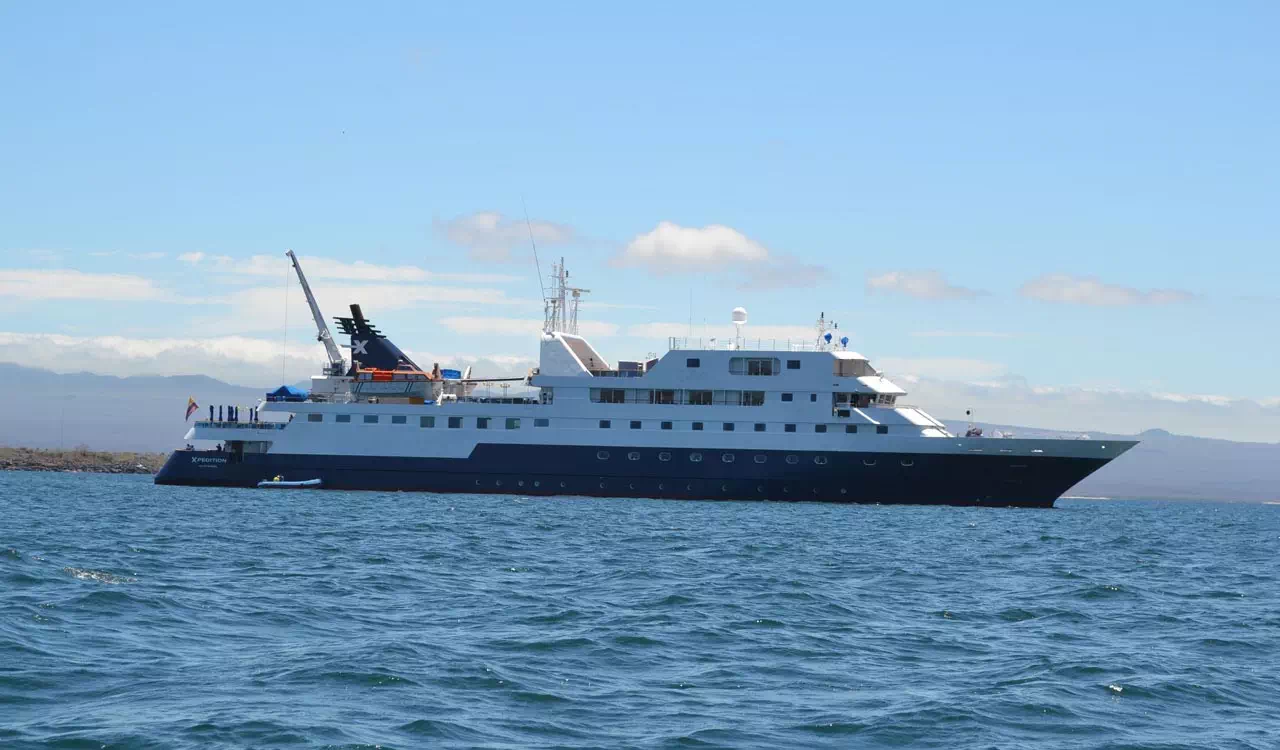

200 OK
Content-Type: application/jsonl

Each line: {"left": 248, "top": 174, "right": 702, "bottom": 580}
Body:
{"left": 1, "top": 363, "right": 1275, "bottom": 501}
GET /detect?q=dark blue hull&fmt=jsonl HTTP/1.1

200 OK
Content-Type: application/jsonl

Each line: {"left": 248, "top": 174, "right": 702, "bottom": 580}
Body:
{"left": 155, "top": 444, "right": 1112, "bottom": 508}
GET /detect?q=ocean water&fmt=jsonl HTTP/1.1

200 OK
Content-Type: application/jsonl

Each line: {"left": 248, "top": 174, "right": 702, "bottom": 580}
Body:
{"left": 2, "top": 472, "right": 1277, "bottom": 749}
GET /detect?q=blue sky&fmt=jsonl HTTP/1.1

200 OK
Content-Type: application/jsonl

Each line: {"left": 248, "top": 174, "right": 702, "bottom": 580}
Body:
{"left": 1, "top": 3, "right": 1277, "bottom": 439}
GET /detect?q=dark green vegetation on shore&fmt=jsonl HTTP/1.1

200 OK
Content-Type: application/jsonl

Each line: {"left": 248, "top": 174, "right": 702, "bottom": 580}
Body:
{"left": 0, "top": 447, "right": 165, "bottom": 474}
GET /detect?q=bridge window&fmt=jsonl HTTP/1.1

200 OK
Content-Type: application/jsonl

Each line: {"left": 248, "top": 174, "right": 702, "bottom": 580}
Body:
{"left": 845, "top": 425, "right": 857, "bottom": 434}
{"left": 630, "top": 420, "right": 642, "bottom": 430}
{"left": 754, "top": 423, "right": 766, "bottom": 432}
{"left": 534, "top": 418, "right": 549, "bottom": 427}
{"left": 364, "top": 415, "right": 379, "bottom": 424}
{"left": 661, "top": 421, "right": 673, "bottom": 430}
{"left": 599, "top": 420, "right": 611, "bottom": 429}
{"left": 815, "top": 424, "right": 827, "bottom": 434}
{"left": 876, "top": 425, "right": 889, "bottom": 434}
{"left": 784, "top": 424, "right": 796, "bottom": 433}
{"left": 420, "top": 416, "right": 435, "bottom": 428}
{"left": 651, "top": 389, "right": 676, "bottom": 404}
{"left": 686, "top": 358, "right": 700, "bottom": 368}
{"left": 781, "top": 393, "right": 793, "bottom": 402}
{"left": 729, "top": 357, "right": 780, "bottom": 376}
{"left": 392, "top": 415, "right": 407, "bottom": 425}
{"left": 476, "top": 417, "right": 489, "bottom": 429}
{"left": 448, "top": 417, "right": 462, "bottom": 428}
{"left": 688, "top": 390, "right": 712, "bottom": 405}
{"left": 307, "top": 413, "right": 323, "bottom": 423}
{"left": 743, "top": 391, "right": 764, "bottom": 406}
{"left": 723, "top": 422, "right": 735, "bottom": 432}
{"left": 692, "top": 422, "right": 704, "bottom": 431}
{"left": 506, "top": 418, "right": 520, "bottom": 429}
{"left": 336, "top": 414, "right": 351, "bottom": 423}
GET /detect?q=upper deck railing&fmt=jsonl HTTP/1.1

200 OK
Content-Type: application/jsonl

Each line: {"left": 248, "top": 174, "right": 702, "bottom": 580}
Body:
{"left": 667, "top": 336, "right": 831, "bottom": 353}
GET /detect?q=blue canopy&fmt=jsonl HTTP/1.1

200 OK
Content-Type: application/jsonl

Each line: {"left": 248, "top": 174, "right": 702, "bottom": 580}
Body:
{"left": 266, "top": 384, "right": 309, "bottom": 402}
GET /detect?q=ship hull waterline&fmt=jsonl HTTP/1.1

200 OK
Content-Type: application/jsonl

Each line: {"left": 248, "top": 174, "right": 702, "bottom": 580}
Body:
{"left": 155, "top": 443, "right": 1121, "bottom": 508}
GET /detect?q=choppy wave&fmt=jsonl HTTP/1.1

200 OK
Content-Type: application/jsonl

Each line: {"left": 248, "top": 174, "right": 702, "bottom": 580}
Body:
{"left": 1, "top": 471, "right": 1278, "bottom": 748}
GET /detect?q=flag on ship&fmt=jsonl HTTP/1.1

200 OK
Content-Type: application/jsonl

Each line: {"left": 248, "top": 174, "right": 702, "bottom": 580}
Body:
{"left": 185, "top": 397, "right": 199, "bottom": 421}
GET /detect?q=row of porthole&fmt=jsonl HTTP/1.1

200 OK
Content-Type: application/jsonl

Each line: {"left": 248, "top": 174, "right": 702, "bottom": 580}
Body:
{"left": 472, "top": 478, "right": 863, "bottom": 496}
{"left": 595, "top": 450, "right": 835, "bottom": 465}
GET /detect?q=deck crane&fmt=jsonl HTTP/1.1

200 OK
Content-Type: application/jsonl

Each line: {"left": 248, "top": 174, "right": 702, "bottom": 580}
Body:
{"left": 285, "top": 250, "right": 346, "bottom": 375}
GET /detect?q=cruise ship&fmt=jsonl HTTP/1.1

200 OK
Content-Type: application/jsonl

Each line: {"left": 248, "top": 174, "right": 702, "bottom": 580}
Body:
{"left": 155, "top": 254, "right": 1136, "bottom": 507}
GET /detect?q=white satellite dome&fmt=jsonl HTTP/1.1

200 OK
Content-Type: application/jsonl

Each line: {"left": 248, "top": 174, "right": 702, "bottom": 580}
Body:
{"left": 731, "top": 307, "right": 748, "bottom": 325}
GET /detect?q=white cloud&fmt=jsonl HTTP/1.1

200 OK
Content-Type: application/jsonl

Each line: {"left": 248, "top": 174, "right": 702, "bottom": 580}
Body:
{"left": 180, "top": 252, "right": 519, "bottom": 284}
{"left": 0, "top": 332, "right": 321, "bottom": 387}
{"left": 128, "top": 252, "right": 167, "bottom": 260}
{"left": 439, "top": 316, "right": 619, "bottom": 338}
{"left": 614, "top": 222, "right": 828, "bottom": 289}
{"left": 617, "top": 222, "right": 769, "bottom": 271}
{"left": 434, "top": 211, "right": 577, "bottom": 263}
{"left": 1018, "top": 274, "right": 1197, "bottom": 306}
{"left": 0, "top": 331, "right": 539, "bottom": 388}
{"left": 0, "top": 270, "right": 171, "bottom": 302}
{"left": 865, "top": 270, "right": 987, "bottom": 300}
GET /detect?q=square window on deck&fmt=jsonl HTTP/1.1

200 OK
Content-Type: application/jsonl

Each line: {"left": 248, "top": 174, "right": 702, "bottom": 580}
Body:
{"left": 810, "top": 393, "right": 817, "bottom": 402}
{"left": 391, "top": 415, "right": 407, "bottom": 425}
{"left": 307, "top": 413, "right": 323, "bottom": 423}
{"left": 845, "top": 424, "right": 857, "bottom": 434}
{"left": 723, "top": 422, "right": 734, "bottom": 432}
{"left": 784, "top": 424, "right": 796, "bottom": 433}
{"left": 364, "top": 415, "right": 378, "bottom": 424}
{"left": 692, "top": 422, "right": 704, "bottom": 431}
{"left": 420, "top": 416, "right": 435, "bottom": 428}
{"left": 754, "top": 423, "right": 766, "bottom": 432}
{"left": 336, "top": 414, "right": 351, "bottom": 423}
{"left": 781, "top": 393, "right": 793, "bottom": 402}
{"left": 599, "top": 420, "right": 611, "bottom": 429}
{"left": 506, "top": 418, "right": 520, "bottom": 429}
{"left": 630, "top": 420, "right": 642, "bottom": 430}
{"left": 661, "top": 421, "right": 673, "bottom": 430}
{"left": 448, "top": 417, "right": 462, "bottom": 429}
{"left": 476, "top": 417, "right": 489, "bottom": 429}
{"left": 876, "top": 425, "right": 888, "bottom": 434}
{"left": 815, "top": 424, "right": 827, "bottom": 433}
{"left": 787, "top": 360, "right": 800, "bottom": 370}
{"left": 686, "top": 358, "right": 700, "bottom": 368}
{"left": 534, "top": 418, "right": 550, "bottom": 427}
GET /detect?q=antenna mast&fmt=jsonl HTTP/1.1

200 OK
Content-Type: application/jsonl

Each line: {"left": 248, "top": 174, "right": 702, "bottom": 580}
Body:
{"left": 543, "top": 258, "right": 589, "bottom": 334}
{"left": 285, "top": 250, "right": 345, "bottom": 375}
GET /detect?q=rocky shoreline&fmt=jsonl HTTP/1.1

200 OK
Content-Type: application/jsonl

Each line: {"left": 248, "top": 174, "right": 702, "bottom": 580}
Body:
{"left": 0, "top": 447, "right": 167, "bottom": 475}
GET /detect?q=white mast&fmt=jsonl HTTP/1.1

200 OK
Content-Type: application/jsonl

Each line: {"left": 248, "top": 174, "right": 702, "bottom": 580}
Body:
{"left": 543, "top": 257, "right": 590, "bottom": 335}
{"left": 285, "top": 250, "right": 345, "bottom": 375}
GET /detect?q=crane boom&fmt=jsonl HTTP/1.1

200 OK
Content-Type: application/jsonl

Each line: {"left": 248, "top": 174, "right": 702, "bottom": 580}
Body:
{"left": 285, "top": 250, "right": 345, "bottom": 374}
